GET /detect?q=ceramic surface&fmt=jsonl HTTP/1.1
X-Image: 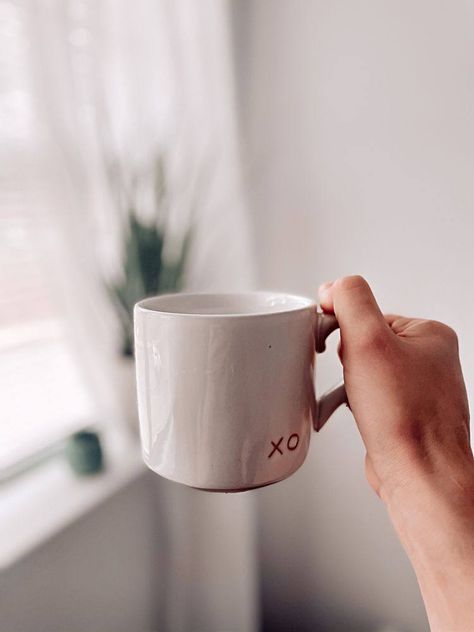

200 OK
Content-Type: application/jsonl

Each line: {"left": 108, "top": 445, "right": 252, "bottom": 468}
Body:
{"left": 134, "top": 292, "right": 344, "bottom": 491}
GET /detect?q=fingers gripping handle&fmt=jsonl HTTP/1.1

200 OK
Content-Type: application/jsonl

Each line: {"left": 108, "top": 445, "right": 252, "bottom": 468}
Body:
{"left": 314, "top": 313, "right": 348, "bottom": 432}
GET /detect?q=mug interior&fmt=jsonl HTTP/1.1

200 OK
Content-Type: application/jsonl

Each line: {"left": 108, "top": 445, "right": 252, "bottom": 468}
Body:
{"left": 137, "top": 291, "right": 315, "bottom": 316}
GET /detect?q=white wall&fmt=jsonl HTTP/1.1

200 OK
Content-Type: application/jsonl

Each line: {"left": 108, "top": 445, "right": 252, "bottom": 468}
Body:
{"left": 0, "top": 475, "right": 162, "bottom": 632}
{"left": 233, "top": 1, "right": 474, "bottom": 630}
{"left": 0, "top": 472, "right": 259, "bottom": 632}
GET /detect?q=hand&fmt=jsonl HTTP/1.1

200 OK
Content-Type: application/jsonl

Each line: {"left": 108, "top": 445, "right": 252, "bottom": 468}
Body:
{"left": 319, "top": 275, "right": 471, "bottom": 499}
{"left": 319, "top": 275, "right": 474, "bottom": 631}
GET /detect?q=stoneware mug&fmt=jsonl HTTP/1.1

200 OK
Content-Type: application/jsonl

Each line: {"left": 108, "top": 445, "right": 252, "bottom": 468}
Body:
{"left": 134, "top": 291, "right": 347, "bottom": 492}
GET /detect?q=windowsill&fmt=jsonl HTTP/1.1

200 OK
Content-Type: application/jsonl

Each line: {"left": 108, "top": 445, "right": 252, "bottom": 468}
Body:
{"left": 0, "top": 432, "right": 146, "bottom": 571}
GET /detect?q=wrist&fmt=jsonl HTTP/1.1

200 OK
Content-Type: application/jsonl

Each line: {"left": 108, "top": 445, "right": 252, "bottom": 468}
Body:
{"left": 385, "top": 462, "right": 474, "bottom": 543}
{"left": 372, "top": 420, "right": 474, "bottom": 511}
{"left": 383, "top": 463, "right": 474, "bottom": 631}
{"left": 381, "top": 447, "right": 474, "bottom": 515}
{"left": 372, "top": 437, "right": 474, "bottom": 562}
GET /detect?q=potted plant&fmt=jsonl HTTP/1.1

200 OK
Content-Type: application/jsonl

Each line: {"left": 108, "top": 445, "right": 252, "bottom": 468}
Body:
{"left": 111, "top": 210, "right": 191, "bottom": 357}
{"left": 106, "top": 153, "right": 192, "bottom": 433}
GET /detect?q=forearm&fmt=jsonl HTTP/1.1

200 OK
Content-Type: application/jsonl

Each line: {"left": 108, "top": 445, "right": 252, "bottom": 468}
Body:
{"left": 318, "top": 275, "right": 474, "bottom": 628}
{"left": 383, "top": 460, "right": 474, "bottom": 631}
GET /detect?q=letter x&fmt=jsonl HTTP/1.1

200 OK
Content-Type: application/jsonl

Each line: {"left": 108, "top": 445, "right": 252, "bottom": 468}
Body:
{"left": 268, "top": 437, "right": 284, "bottom": 458}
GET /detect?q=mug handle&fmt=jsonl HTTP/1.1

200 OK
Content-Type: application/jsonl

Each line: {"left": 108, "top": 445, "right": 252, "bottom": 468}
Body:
{"left": 314, "top": 312, "right": 348, "bottom": 432}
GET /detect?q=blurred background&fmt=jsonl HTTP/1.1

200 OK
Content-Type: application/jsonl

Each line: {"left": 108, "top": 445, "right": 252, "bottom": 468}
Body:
{"left": 1, "top": 1, "right": 473, "bottom": 631}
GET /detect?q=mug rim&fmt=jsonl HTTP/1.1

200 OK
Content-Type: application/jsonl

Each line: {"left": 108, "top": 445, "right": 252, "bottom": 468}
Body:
{"left": 135, "top": 290, "right": 316, "bottom": 319}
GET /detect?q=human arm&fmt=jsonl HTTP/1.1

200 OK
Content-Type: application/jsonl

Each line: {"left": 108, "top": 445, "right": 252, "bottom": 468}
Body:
{"left": 319, "top": 275, "right": 474, "bottom": 631}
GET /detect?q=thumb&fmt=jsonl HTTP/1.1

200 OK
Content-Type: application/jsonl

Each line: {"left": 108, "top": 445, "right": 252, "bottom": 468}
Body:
{"left": 319, "top": 276, "right": 389, "bottom": 347}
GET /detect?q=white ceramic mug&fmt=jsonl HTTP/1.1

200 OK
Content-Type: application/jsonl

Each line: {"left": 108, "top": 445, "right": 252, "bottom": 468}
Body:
{"left": 134, "top": 292, "right": 347, "bottom": 492}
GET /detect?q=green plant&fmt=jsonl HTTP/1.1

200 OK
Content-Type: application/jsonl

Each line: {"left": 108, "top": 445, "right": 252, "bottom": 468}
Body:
{"left": 111, "top": 214, "right": 190, "bottom": 356}
{"left": 107, "top": 154, "right": 192, "bottom": 356}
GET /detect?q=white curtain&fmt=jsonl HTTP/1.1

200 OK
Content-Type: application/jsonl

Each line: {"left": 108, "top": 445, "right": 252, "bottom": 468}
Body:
{"left": 22, "top": 0, "right": 256, "bottom": 410}
{"left": 6, "top": 0, "right": 259, "bottom": 629}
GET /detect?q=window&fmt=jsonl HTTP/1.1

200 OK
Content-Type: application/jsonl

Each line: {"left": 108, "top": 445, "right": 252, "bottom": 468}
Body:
{"left": 0, "top": 204, "right": 95, "bottom": 476}
{"left": 0, "top": 1, "right": 96, "bottom": 478}
{"left": 0, "top": 0, "right": 252, "bottom": 481}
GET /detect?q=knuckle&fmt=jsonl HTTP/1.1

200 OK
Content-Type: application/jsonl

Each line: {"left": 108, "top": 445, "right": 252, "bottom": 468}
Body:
{"left": 334, "top": 275, "right": 369, "bottom": 293}
{"left": 427, "top": 320, "right": 458, "bottom": 344}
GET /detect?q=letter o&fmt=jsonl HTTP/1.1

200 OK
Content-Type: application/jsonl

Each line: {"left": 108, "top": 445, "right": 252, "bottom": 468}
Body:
{"left": 287, "top": 433, "right": 299, "bottom": 451}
